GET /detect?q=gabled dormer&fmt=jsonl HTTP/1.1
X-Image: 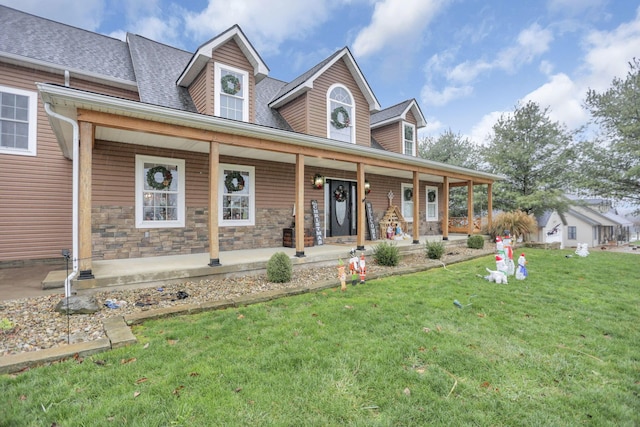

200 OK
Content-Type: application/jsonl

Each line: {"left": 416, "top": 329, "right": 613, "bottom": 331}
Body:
{"left": 269, "top": 47, "right": 381, "bottom": 147}
{"left": 370, "top": 99, "right": 426, "bottom": 156}
{"left": 176, "top": 25, "right": 269, "bottom": 122}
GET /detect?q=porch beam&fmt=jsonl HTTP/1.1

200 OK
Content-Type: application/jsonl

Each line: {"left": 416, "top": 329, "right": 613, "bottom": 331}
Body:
{"left": 467, "top": 180, "right": 474, "bottom": 235}
{"left": 208, "top": 141, "right": 221, "bottom": 266}
{"left": 295, "top": 154, "right": 305, "bottom": 257}
{"left": 487, "top": 183, "right": 493, "bottom": 229}
{"left": 356, "top": 163, "right": 365, "bottom": 250}
{"left": 412, "top": 171, "right": 420, "bottom": 244}
{"left": 442, "top": 177, "right": 449, "bottom": 240}
{"left": 78, "top": 121, "right": 94, "bottom": 279}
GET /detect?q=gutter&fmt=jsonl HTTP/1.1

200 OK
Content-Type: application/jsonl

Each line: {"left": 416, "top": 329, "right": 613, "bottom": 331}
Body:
{"left": 43, "top": 102, "right": 79, "bottom": 298}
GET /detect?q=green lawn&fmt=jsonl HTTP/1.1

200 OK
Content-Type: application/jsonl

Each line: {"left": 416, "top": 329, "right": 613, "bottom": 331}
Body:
{"left": 2, "top": 249, "right": 639, "bottom": 426}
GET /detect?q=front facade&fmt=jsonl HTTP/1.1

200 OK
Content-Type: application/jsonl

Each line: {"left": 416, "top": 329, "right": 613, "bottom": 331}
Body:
{"left": 0, "top": 6, "right": 500, "bottom": 281}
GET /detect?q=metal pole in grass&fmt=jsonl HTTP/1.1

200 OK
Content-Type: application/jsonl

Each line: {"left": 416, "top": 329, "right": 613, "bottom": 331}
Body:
{"left": 62, "top": 249, "right": 71, "bottom": 344}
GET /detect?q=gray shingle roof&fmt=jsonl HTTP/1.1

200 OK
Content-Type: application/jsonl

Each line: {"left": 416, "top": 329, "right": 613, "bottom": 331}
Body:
{"left": 0, "top": 5, "right": 135, "bottom": 84}
{"left": 370, "top": 100, "right": 413, "bottom": 126}
{"left": 255, "top": 77, "right": 293, "bottom": 130}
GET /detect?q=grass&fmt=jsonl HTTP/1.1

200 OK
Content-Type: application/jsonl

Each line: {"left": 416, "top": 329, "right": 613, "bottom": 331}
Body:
{"left": 1, "top": 249, "right": 639, "bottom": 426}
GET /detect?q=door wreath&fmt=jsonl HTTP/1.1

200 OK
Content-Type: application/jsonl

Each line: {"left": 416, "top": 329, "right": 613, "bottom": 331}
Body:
{"left": 146, "top": 165, "right": 173, "bottom": 190}
{"left": 334, "top": 185, "right": 347, "bottom": 202}
{"left": 225, "top": 171, "right": 245, "bottom": 192}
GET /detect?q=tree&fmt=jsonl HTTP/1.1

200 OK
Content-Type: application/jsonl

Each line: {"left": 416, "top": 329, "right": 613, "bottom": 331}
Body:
{"left": 482, "top": 101, "right": 578, "bottom": 218}
{"left": 582, "top": 58, "right": 640, "bottom": 206}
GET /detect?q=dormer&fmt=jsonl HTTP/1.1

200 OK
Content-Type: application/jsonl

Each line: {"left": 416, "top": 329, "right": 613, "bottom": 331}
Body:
{"left": 177, "top": 25, "right": 269, "bottom": 122}
{"left": 370, "top": 99, "right": 426, "bottom": 156}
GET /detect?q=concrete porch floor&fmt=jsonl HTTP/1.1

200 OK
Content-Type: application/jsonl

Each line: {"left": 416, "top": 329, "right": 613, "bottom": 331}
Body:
{"left": 1, "top": 234, "right": 469, "bottom": 301}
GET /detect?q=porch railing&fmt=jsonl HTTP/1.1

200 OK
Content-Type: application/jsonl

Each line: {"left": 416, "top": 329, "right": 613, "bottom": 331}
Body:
{"left": 448, "top": 216, "right": 485, "bottom": 234}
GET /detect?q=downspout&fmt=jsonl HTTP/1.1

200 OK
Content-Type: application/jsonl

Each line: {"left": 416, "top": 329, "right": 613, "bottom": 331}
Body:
{"left": 43, "top": 102, "right": 79, "bottom": 298}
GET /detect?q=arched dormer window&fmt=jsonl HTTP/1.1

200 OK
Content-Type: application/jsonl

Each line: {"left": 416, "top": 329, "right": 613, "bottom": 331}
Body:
{"left": 327, "top": 84, "right": 354, "bottom": 143}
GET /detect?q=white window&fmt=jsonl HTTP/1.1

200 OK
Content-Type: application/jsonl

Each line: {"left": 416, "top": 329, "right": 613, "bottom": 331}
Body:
{"left": 403, "top": 122, "right": 416, "bottom": 156}
{"left": 135, "top": 155, "right": 185, "bottom": 228}
{"left": 327, "top": 84, "right": 354, "bottom": 143}
{"left": 426, "top": 186, "right": 438, "bottom": 221}
{"left": 0, "top": 85, "right": 37, "bottom": 156}
{"left": 219, "top": 164, "right": 255, "bottom": 226}
{"left": 401, "top": 183, "right": 414, "bottom": 222}
{"left": 214, "top": 63, "right": 248, "bottom": 121}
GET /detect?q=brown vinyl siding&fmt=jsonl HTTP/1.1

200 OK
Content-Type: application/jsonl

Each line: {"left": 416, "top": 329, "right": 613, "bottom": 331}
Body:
{"left": 188, "top": 64, "right": 212, "bottom": 115}
{"left": 212, "top": 39, "right": 255, "bottom": 122}
{"left": 278, "top": 94, "right": 308, "bottom": 133}
{"left": 372, "top": 122, "right": 402, "bottom": 153}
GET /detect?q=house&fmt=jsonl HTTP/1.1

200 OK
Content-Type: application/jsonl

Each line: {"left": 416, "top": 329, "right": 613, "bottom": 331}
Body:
{"left": 0, "top": 5, "right": 501, "bottom": 284}
{"left": 537, "top": 198, "right": 633, "bottom": 248}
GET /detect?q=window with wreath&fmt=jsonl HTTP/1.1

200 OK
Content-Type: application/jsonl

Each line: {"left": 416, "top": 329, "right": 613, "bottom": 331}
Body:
{"left": 401, "top": 183, "right": 414, "bottom": 222}
{"left": 215, "top": 63, "right": 248, "bottom": 121}
{"left": 0, "top": 85, "right": 37, "bottom": 156}
{"left": 219, "top": 164, "right": 255, "bottom": 226}
{"left": 327, "top": 84, "right": 354, "bottom": 143}
{"left": 426, "top": 186, "right": 438, "bottom": 221}
{"left": 403, "top": 122, "right": 415, "bottom": 156}
{"left": 136, "top": 155, "right": 185, "bottom": 228}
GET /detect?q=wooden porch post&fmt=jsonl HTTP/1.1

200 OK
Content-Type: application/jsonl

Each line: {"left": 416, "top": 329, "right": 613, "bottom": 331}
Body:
{"left": 442, "top": 177, "right": 449, "bottom": 240}
{"left": 467, "top": 180, "right": 474, "bottom": 235}
{"left": 412, "top": 171, "right": 420, "bottom": 244}
{"left": 295, "top": 154, "right": 305, "bottom": 257}
{"left": 487, "top": 183, "right": 493, "bottom": 229}
{"left": 77, "top": 121, "right": 94, "bottom": 279}
{"left": 208, "top": 141, "right": 221, "bottom": 266}
{"left": 356, "top": 162, "right": 365, "bottom": 250}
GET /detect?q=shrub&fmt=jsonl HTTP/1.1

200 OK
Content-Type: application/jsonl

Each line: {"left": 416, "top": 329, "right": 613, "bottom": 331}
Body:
{"left": 266, "top": 252, "right": 292, "bottom": 283}
{"left": 373, "top": 242, "right": 400, "bottom": 266}
{"left": 483, "top": 210, "right": 538, "bottom": 242}
{"left": 467, "top": 234, "right": 485, "bottom": 249}
{"left": 425, "top": 240, "right": 445, "bottom": 260}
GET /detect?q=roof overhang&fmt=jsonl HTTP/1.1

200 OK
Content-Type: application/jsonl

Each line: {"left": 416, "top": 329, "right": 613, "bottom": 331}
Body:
{"left": 371, "top": 99, "right": 427, "bottom": 129}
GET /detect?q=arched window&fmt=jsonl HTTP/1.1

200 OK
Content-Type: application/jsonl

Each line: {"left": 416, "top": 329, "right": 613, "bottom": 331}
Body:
{"left": 327, "top": 84, "right": 354, "bottom": 143}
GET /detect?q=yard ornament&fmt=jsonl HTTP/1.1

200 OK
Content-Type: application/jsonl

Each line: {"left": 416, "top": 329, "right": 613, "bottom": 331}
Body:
{"left": 338, "top": 259, "right": 346, "bottom": 291}
{"left": 483, "top": 255, "right": 508, "bottom": 284}
{"left": 349, "top": 249, "right": 360, "bottom": 286}
{"left": 495, "top": 255, "right": 507, "bottom": 275}
{"left": 516, "top": 253, "right": 528, "bottom": 280}
{"left": 575, "top": 243, "right": 589, "bottom": 257}
{"left": 503, "top": 231, "right": 515, "bottom": 275}
{"left": 358, "top": 253, "right": 367, "bottom": 284}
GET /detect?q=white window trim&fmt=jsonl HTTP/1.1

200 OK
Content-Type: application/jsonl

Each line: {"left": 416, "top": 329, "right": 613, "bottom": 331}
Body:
{"left": 219, "top": 164, "right": 255, "bottom": 227}
{"left": 214, "top": 63, "right": 249, "bottom": 121}
{"left": 135, "top": 155, "right": 186, "bottom": 229}
{"left": 426, "top": 186, "right": 438, "bottom": 221}
{"left": 401, "top": 183, "right": 414, "bottom": 222}
{"left": 326, "top": 83, "right": 356, "bottom": 144}
{"left": 403, "top": 121, "right": 416, "bottom": 156}
{"left": 0, "top": 85, "right": 37, "bottom": 156}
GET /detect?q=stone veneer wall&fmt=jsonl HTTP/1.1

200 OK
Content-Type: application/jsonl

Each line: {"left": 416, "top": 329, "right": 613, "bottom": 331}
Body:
{"left": 92, "top": 206, "right": 298, "bottom": 260}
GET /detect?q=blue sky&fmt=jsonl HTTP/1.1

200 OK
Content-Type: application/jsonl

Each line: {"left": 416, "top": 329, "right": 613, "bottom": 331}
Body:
{"left": 2, "top": 0, "right": 639, "bottom": 144}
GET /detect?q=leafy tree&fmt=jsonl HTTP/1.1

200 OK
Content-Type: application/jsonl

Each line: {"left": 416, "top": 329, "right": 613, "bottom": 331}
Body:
{"left": 582, "top": 58, "right": 640, "bottom": 206}
{"left": 482, "top": 101, "right": 578, "bottom": 218}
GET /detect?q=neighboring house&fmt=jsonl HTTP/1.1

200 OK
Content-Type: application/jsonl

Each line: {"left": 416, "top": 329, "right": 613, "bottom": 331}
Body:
{"left": 537, "top": 199, "right": 633, "bottom": 248}
{"left": 0, "top": 6, "right": 501, "bottom": 282}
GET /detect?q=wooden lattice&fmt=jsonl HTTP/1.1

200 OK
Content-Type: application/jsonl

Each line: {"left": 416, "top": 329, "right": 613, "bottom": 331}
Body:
{"left": 379, "top": 205, "right": 407, "bottom": 239}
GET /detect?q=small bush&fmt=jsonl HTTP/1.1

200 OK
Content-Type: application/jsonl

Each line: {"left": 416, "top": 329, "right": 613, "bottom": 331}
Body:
{"left": 266, "top": 252, "right": 292, "bottom": 283}
{"left": 467, "top": 234, "right": 485, "bottom": 249}
{"left": 373, "top": 242, "right": 400, "bottom": 266}
{"left": 483, "top": 210, "right": 537, "bottom": 242}
{"left": 425, "top": 240, "right": 445, "bottom": 260}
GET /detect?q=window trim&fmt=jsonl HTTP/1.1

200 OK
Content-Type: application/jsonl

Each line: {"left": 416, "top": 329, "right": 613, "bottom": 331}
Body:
{"left": 568, "top": 225, "right": 577, "bottom": 240}
{"left": 135, "top": 155, "right": 186, "bottom": 229}
{"left": 403, "top": 121, "right": 416, "bottom": 156}
{"left": 0, "top": 85, "right": 38, "bottom": 156}
{"left": 426, "top": 186, "right": 438, "bottom": 221}
{"left": 214, "top": 63, "right": 249, "bottom": 121}
{"left": 326, "top": 83, "right": 355, "bottom": 144}
{"left": 401, "top": 183, "right": 414, "bottom": 222}
{"left": 219, "top": 164, "right": 256, "bottom": 227}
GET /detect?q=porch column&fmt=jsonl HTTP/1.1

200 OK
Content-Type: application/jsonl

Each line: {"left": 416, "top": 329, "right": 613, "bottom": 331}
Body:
{"left": 208, "top": 141, "right": 221, "bottom": 266}
{"left": 487, "top": 183, "right": 493, "bottom": 229}
{"left": 77, "top": 121, "right": 94, "bottom": 279}
{"left": 467, "top": 180, "right": 474, "bottom": 235}
{"left": 442, "top": 177, "right": 449, "bottom": 240}
{"left": 412, "top": 171, "right": 420, "bottom": 244}
{"left": 356, "top": 162, "right": 365, "bottom": 250}
{"left": 295, "top": 154, "right": 305, "bottom": 257}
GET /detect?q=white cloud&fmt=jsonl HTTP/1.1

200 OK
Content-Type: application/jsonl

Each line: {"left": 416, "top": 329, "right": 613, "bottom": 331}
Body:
{"left": 468, "top": 111, "right": 503, "bottom": 146}
{"left": 1, "top": 0, "right": 105, "bottom": 31}
{"left": 421, "top": 84, "right": 473, "bottom": 107}
{"left": 523, "top": 73, "right": 587, "bottom": 128}
{"left": 352, "top": 0, "right": 449, "bottom": 57}
{"left": 494, "top": 23, "right": 553, "bottom": 72}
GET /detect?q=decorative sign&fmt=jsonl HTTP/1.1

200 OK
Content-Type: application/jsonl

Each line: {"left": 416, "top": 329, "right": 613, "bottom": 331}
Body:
{"left": 310, "top": 200, "right": 324, "bottom": 246}
{"left": 365, "top": 201, "right": 377, "bottom": 241}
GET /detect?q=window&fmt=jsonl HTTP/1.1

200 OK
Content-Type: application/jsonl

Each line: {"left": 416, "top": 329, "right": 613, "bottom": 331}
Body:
{"left": 403, "top": 122, "right": 416, "bottom": 156}
{"left": 327, "top": 84, "right": 354, "bottom": 143}
{"left": 219, "top": 164, "right": 255, "bottom": 226}
{"left": 568, "top": 226, "right": 577, "bottom": 240}
{"left": 214, "top": 63, "right": 248, "bottom": 121}
{"left": 0, "top": 85, "right": 37, "bottom": 156}
{"left": 426, "top": 186, "right": 438, "bottom": 221}
{"left": 136, "top": 155, "right": 185, "bottom": 228}
{"left": 401, "top": 183, "right": 414, "bottom": 222}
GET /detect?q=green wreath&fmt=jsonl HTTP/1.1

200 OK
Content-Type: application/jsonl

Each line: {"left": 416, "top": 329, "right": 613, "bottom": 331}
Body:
{"left": 221, "top": 74, "right": 241, "bottom": 95}
{"left": 334, "top": 185, "right": 347, "bottom": 202}
{"left": 225, "top": 171, "right": 245, "bottom": 192}
{"left": 404, "top": 187, "right": 413, "bottom": 201}
{"left": 331, "top": 106, "right": 350, "bottom": 129}
{"left": 146, "top": 165, "right": 173, "bottom": 190}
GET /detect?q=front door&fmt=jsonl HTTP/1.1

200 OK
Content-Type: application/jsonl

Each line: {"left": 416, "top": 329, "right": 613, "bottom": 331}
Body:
{"left": 329, "top": 179, "right": 357, "bottom": 237}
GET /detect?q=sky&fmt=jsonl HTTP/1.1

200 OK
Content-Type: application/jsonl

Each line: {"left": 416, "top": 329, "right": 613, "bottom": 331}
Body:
{"left": 2, "top": 0, "right": 639, "bottom": 145}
